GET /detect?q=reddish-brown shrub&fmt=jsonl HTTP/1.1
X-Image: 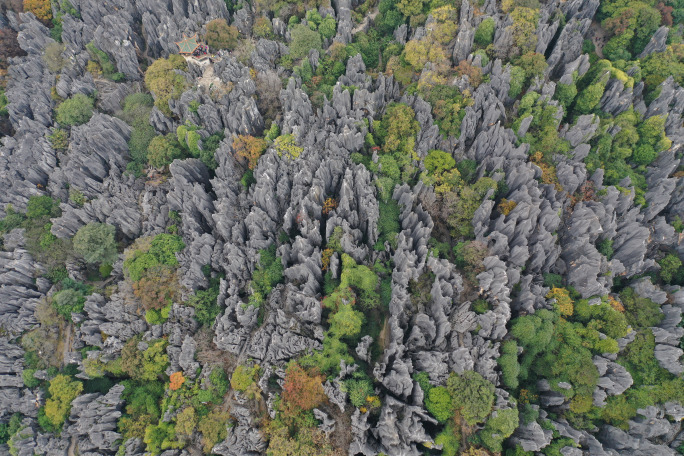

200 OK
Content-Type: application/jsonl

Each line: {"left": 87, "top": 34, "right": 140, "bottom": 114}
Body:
{"left": 132, "top": 266, "right": 179, "bottom": 310}
{"left": 281, "top": 364, "right": 325, "bottom": 411}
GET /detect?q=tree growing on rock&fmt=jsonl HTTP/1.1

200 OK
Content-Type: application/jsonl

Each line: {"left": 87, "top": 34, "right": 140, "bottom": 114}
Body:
{"left": 446, "top": 370, "right": 495, "bottom": 426}
{"left": 479, "top": 408, "right": 519, "bottom": 452}
{"left": 73, "top": 222, "right": 118, "bottom": 265}
{"left": 198, "top": 409, "right": 231, "bottom": 453}
{"left": 289, "top": 24, "right": 323, "bottom": 59}
{"left": 169, "top": 372, "right": 185, "bottom": 391}
{"left": 56, "top": 94, "right": 94, "bottom": 126}
{"left": 147, "top": 134, "right": 183, "bottom": 169}
{"left": 474, "top": 17, "right": 495, "bottom": 47}
{"left": 144, "top": 55, "right": 188, "bottom": 117}
{"left": 231, "top": 364, "right": 260, "bottom": 393}
{"left": 51, "top": 288, "right": 86, "bottom": 321}
{"left": 43, "top": 375, "right": 83, "bottom": 429}
{"left": 396, "top": 0, "right": 425, "bottom": 17}
{"left": 329, "top": 303, "right": 364, "bottom": 339}
{"left": 281, "top": 363, "right": 325, "bottom": 412}
{"left": 23, "top": 0, "right": 51, "bottom": 21}
{"left": 233, "top": 134, "right": 268, "bottom": 170}
{"left": 205, "top": 19, "right": 239, "bottom": 50}
{"left": 121, "top": 337, "right": 169, "bottom": 381}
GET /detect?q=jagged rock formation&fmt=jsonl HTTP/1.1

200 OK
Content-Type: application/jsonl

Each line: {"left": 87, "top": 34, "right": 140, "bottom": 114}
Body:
{"left": 0, "top": 1, "right": 682, "bottom": 455}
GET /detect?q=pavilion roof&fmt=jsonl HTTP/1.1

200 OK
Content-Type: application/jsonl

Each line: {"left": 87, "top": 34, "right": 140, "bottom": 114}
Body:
{"left": 175, "top": 34, "right": 200, "bottom": 54}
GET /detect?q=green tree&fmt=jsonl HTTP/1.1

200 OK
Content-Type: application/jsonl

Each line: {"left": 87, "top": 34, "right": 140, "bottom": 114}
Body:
{"left": 425, "top": 386, "right": 453, "bottom": 423}
{"left": 555, "top": 80, "right": 577, "bottom": 108}
{"left": 422, "top": 149, "right": 459, "bottom": 193}
{"left": 435, "top": 423, "right": 460, "bottom": 456}
{"left": 619, "top": 330, "right": 671, "bottom": 387}
{"left": 456, "top": 159, "right": 478, "bottom": 184}
{"left": 659, "top": 253, "right": 682, "bottom": 284}
{"left": 474, "top": 18, "right": 495, "bottom": 47}
{"left": 148, "top": 233, "right": 184, "bottom": 264}
{"left": 446, "top": 370, "right": 495, "bottom": 426}
{"left": 480, "top": 408, "right": 519, "bottom": 452}
{"left": 396, "top": 0, "right": 425, "bottom": 17}
{"left": 637, "top": 115, "right": 671, "bottom": 156}
{"left": 175, "top": 406, "right": 197, "bottom": 438}
{"left": 205, "top": 19, "right": 239, "bottom": 50}
{"left": 85, "top": 43, "right": 120, "bottom": 80}
{"left": 289, "top": 24, "right": 323, "bottom": 59}
{"left": 43, "top": 375, "right": 83, "bottom": 429}
{"left": 73, "top": 222, "right": 117, "bottom": 265}
{"left": 26, "top": 195, "right": 60, "bottom": 219}
{"left": 508, "top": 65, "right": 526, "bottom": 99}
{"left": 51, "top": 288, "right": 85, "bottom": 321}
{"left": 318, "top": 15, "right": 337, "bottom": 39}
{"left": 147, "top": 134, "right": 183, "bottom": 168}
{"left": 632, "top": 143, "right": 657, "bottom": 165}
{"left": 517, "top": 51, "right": 548, "bottom": 81}
{"left": 253, "top": 16, "right": 273, "bottom": 38}
{"left": 187, "top": 286, "right": 221, "bottom": 326}
{"left": 299, "top": 334, "right": 354, "bottom": 377}
{"left": 339, "top": 254, "right": 379, "bottom": 310}
{"left": 120, "top": 92, "right": 155, "bottom": 175}
{"left": 619, "top": 287, "right": 663, "bottom": 329}
{"left": 377, "top": 7, "right": 405, "bottom": 35}
{"left": 121, "top": 337, "right": 169, "bottom": 381}
{"left": 144, "top": 55, "right": 188, "bottom": 117}
{"left": 329, "top": 303, "right": 364, "bottom": 339}
{"left": 375, "top": 199, "right": 400, "bottom": 249}
{"left": 344, "top": 376, "right": 375, "bottom": 408}
{"left": 306, "top": 9, "right": 322, "bottom": 29}
{"left": 231, "top": 364, "right": 260, "bottom": 392}
{"left": 375, "top": 103, "right": 419, "bottom": 174}
{"left": 596, "top": 238, "right": 614, "bottom": 259}
{"left": 56, "top": 94, "right": 94, "bottom": 126}
{"left": 198, "top": 409, "right": 230, "bottom": 453}
{"left": 444, "top": 177, "right": 498, "bottom": 239}
{"left": 144, "top": 421, "right": 181, "bottom": 454}
{"left": 124, "top": 233, "right": 185, "bottom": 282}
{"left": 574, "top": 82, "right": 605, "bottom": 114}
{"left": 22, "top": 368, "right": 41, "bottom": 387}
{"left": 0, "top": 413, "right": 22, "bottom": 445}
{"left": 248, "top": 244, "right": 284, "bottom": 307}
{"left": 497, "top": 340, "right": 520, "bottom": 389}
{"left": 603, "top": 32, "right": 634, "bottom": 61}
{"left": 640, "top": 45, "right": 684, "bottom": 91}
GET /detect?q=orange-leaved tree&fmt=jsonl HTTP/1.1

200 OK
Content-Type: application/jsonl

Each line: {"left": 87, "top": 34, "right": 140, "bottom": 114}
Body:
{"left": 23, "top": 0, "right": 52, "bottom": 21}
{"left": 281, "top": 363, "right": 325, "bottom": 411}
{"left": 547, "top": 287, "right": 574, "bottom": 317}
{"left": 233, "top": 135, "right": 267, "bottom": 170}
{"left": 169, "top": 371, "right": 186, "bottom": 390}
{"left": 321, "top": 248, "right": 333, "bottom": 272}
{"left": 322, "top": 198, "right": 337, "bottom": 215}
